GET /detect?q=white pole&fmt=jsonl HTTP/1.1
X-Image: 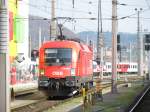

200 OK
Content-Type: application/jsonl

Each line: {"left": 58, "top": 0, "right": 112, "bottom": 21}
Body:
{"left": 39, "top": 27, "right": 42, "bottom": 49}
{"left": 129, "top": 42, "right": 132, "bottom": 62}
{"left": 86, "top": 34, "right": 89, "bottom": 45}
{"left": 0, "top": 0, "right": 10, "bottom": 111}
{"left": 135, "top": 8, "right": 143, "bottom": 76}
{"left": 111, "top": 0, "right": 118, "bottom": 93}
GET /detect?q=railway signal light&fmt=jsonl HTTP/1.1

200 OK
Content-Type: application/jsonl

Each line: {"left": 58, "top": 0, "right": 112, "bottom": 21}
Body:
{"left": 145, "top": 34, "right": 150, "bottom": 43}
{"left": 117, "top": 34, "right": 121, "bottom": 51}
{"left": 144, "top": 34, "right": 150, "bottom": 51}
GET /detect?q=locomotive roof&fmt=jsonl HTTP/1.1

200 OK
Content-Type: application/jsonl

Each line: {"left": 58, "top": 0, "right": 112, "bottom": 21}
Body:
{"left": 41, "top": 40, "right": 92, "bottom": 52}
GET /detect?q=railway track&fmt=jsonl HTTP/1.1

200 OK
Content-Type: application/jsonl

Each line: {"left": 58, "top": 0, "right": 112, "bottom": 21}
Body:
{"left": 127, "top": 84, "right": 150, "bottom": 112}
{"left": 11, "top": 81, "right": 132, "bottom": 112}
{"left": 11, "top": 82, "right": 113, "bottom": 112}
{"left": 11, "top": 92, "right": 72, "bottom": 112}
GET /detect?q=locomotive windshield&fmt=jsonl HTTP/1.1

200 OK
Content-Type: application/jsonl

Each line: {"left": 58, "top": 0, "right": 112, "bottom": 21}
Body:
{"left": 44, "top": 48, "right": 72, "bottom": 66}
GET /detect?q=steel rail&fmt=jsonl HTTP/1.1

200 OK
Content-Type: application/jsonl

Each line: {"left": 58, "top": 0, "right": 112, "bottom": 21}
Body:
{"left": 129, "top": 86, "right": 150, "bottom": 112}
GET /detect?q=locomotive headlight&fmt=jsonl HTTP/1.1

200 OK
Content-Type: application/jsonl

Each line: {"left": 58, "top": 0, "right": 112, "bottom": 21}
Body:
{"left": 71, "top": 68, "right": 75, "bottom": 76}
{"left": 40, "top": 69, "right": 44, "bottom": 75}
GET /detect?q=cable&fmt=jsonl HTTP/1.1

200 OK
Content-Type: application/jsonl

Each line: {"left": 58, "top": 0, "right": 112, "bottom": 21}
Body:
{"left": 48, "top": 0, "right": 112, "bottom": 16}
{"left": 122, "top": 4, "right": 147, "bottom": 7}
{"left": 46, "top": 0, "right": 97, "bottom": 14}
{"left": 118, "top": 8, "right": 150, "bottom": 20}
{"left": 9, "top": 0, "right": 112, "bottom": 21}
{"left": 9, "top": 0, "right": 150, "bottom": 32}
{"left": 125, "top": 17, "right": 150, "bottom": 20}
{"left": 55, "top": 7, "right": 97, "bottom": 14}
{"left": 56, "top": 17, "right": 112, "bottom": 20}
{"left": 14, "top": 17, "right": 51, "bottom": 21}
{"left": 13, "top": 16, "right": 112, "bottom": 21}
{"left": 10, "top": 0, "right": 150, "bottom": 20}
{"left": 9, "top": 0, "right": 51, "bottom": 15}
{"left": 10, "top": 0, "right": 94, "bottom": 16}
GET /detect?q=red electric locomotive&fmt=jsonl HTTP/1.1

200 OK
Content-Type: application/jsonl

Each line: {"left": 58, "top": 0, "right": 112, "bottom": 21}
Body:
{"left": 39, "top": 39, "right": 93, "bottom": 97}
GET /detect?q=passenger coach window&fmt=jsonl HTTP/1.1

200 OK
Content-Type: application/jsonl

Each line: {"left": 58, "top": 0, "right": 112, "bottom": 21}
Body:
{"left": 44, "top": 48, "right": 72, "bottom": 66}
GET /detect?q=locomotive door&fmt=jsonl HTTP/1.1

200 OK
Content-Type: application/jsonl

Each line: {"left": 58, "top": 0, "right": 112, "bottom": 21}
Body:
{"left": 83, "top": 52, "right": 87, "bottom": 77}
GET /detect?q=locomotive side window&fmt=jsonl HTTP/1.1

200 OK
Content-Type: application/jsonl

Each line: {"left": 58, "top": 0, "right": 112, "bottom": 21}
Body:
{"left": 44, "top": 48, "right": 72, "bottom": 66}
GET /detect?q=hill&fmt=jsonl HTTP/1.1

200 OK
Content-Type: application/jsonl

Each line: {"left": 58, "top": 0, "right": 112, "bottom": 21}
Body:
{"left": 77, "top": 31, "right": 137, "bottom": 47}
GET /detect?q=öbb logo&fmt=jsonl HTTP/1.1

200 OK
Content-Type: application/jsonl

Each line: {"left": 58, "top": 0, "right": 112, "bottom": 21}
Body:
{"left": 52, "top": 71, "right": 63, "bottom": 76}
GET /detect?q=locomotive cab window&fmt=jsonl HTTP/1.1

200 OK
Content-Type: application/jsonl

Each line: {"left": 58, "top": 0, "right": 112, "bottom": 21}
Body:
{"left": 44, "top": 48, "right": 72, "bottom": 66}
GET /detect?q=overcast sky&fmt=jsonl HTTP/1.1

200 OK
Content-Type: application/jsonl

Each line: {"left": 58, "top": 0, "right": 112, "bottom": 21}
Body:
{"left": 29, "top": 0, "right": 150, "bottom": 33}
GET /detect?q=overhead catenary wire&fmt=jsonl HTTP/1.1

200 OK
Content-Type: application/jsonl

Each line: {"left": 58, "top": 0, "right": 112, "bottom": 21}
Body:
{"left": 9, "top": 0, "right": 51, "bottom": 15}
{"left": 118, "top": 8, "right": 150, "bottom": 20}
{"left": 13, "top": 17, "right": 112, "bottom": 21}
{"left": 9, "top": 0, "right": 98, "bottom": 16}
{"left": 9, "top": 0, "right": 111, "bottom": 21}
{"left": 10, "top": 0, "right": 150, "bottom": 26}
{"left": 125, "top": 17, "right": 150, "bottom": 20}
{"left": 9, "top": 0, "right": 150, "bottom": 33}
{"left": 55, "top": 0, "right": 150, "bottom": 22}
{"left": 46, "top": 0, "right": 98, "bottom": 15}
{"left": 47, "top": 0, "right": 112, "bottom": 17}
{"left": 10, "top": 0, "right": 150, "bottom": 21}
